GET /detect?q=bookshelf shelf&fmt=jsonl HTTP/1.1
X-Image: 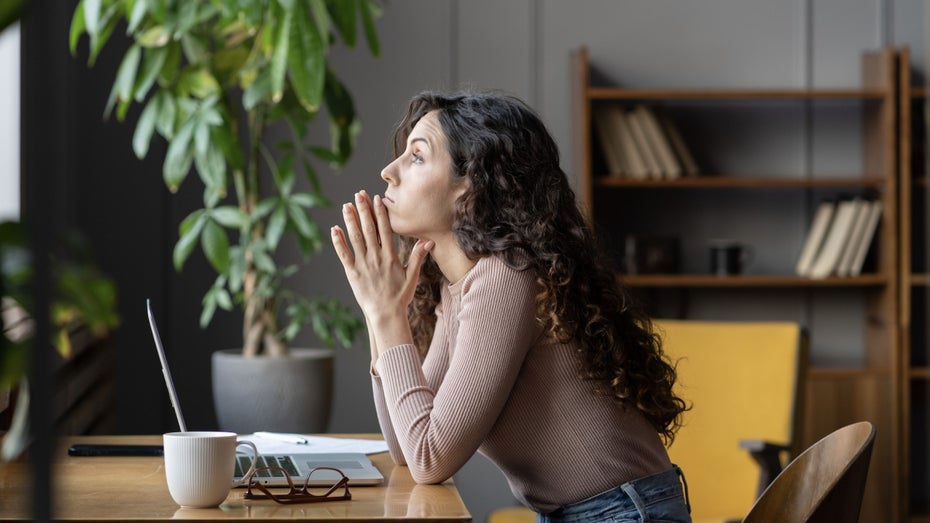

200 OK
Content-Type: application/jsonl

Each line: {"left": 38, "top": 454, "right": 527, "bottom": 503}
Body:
{"left": 587, "top": 87, "right": 887, "bottom": 100}
{"left": 808, "top": 367, "right": 891, "bottom": 378}
{"left": 622, "top": 274, "right": 888, "bottom": 287}
{"left": 573, "top": 46, "right": 899, "bottom": 521}
{"left": 911, "top": 274, "right": 930, "bottom": 286}
{"left": 595, "top": 177, "right": 886, "bottom": 189}
{"left": 910, "top": 367, "right": 930, "bottom": 380}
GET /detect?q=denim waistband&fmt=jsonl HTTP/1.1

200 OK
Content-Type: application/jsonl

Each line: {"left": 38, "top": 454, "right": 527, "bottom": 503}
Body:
{"left": 543, "top": 465, "right": 691, "bottom": 521}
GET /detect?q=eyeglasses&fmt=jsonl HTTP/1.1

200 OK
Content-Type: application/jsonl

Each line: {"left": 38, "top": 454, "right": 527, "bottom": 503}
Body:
{"left": 243, "top": 466, "right": 352, "bottom": 504}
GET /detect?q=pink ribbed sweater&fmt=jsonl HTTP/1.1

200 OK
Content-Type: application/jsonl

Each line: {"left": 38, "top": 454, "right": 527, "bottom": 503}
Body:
{"left": 372, "top": 255, "right": 671, "bottom": 512}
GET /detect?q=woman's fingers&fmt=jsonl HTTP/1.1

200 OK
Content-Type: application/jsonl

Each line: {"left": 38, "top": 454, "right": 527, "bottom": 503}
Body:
{"left": 405, "top": 239, "right": 434, "bottom": 282}
{"left": 372, "top": 194, "right": 396, "bottom": 256}
{"left": 341, "top": 200, "right": 367, "bottom": 258}
{"left": 330, "top": 226, "right": 355, "bottom": 268}
{"left": 354, "top": 191, "right": 382, "bottom": 254}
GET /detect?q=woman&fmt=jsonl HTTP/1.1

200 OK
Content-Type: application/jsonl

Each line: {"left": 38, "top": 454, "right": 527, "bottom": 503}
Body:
{"left": 330, "top": 90, "right": 691, "bottom": 522}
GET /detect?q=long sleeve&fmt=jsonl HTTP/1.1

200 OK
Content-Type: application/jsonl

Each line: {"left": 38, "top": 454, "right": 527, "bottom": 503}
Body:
{"left": 371, "top": 256, "right": 671, "bottom": 512}
{"left": 371, "top": 374, "right": 405, "bottom": 464}
{"left": 374, "top": 257, "right": 539, "bottom": 484}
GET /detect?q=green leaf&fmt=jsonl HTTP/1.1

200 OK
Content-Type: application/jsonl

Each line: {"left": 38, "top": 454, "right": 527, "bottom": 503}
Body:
{"left": 359, "top": 0, "right": 380, "bottom": 56}
{"left": 127, "top": 0, "right": 148, "bottom": 34}
{"left": 114, "top": 43, "right": 142, "bottom": 109}
{"left": 178, "top": 68, "right": 221, "bottom": 99}
{"left": 115, "top": 97, "right": 132, "bottom": 122}
{"left": 173, "top": 211, "right": 207, "bottom": 271}
{"left": 270, "top": 4, "right": 292, "bottom": 103}
{"left": 288, "top": 4, "right": 325, "bottom": 113}
{"left": 301, "top": 157, "right": 321, "bottom": 193}
{"left": 323, "top": 67, "right": 355, "bottom": 127}
{"left": 328, "top": 0, "right": 357, "bottom": 47}
{"left": 180, "top": 32, "right": 210, "bottom": 65}
{"left": 287, "top": 202, "right": 315, "bottom": 240}
{"left": 132, "top": 94, "right": 160, "bottom": 159}
{"left": 211, "top": 206, "right": 248, "bottom": 229}
{"left": 69, "top": 1, "right": 87, "bottom": 55}
{"left": 253, "top": 198, "right": 277, "bottom": 220}
{"left": 154, "top": 90, "right": 177, "bottom": 138}
{"left": 253, "top": 250, "right": 276, "bottom": 273}
{"left": 163, "top": 118, "right": 196, "bottom": 191}
{"left": 243, "top": 70, "right": 271, "bottom": 110}
{"left": 137, "top": 25, "right": 171, "bottom": 48}
{"left": 88, "top": 4, "right": 120, "bottom": 66}
{"left": 194, "top": 144, "right": 226, "bottom": 194}
{"left": 290, "top": 192, "right": 329, "bottom": 208}
{"left": 228, "top": 246, "right": 245, "bottom": 293}
{"left": 83, "top": 0, "right": 101, "bottom": 36}
{"left": 158, "top": 41, "right": 182, "bottom": 85}
{"left": 200, "top": 290, "right": 217, "bottom": 328}
{"left": 215, "top": 287, "right": 233, "bottom": 310}
{"left": 133, "top": 46, "right": 168, "bottom": 102}
{"left": 201, "top": 219, "right": 231, "bottom": 274}
{"left": 266, "top": 205, "right": 287, "bottom": 249}
{"left": 212, "top": 47, "right": 250, "bottom": 87}
{"left": 213, "top": 123, "right": 243, "bottom": 172}
{"left": 308, "top": 0, "right": 331, "bottom": 40}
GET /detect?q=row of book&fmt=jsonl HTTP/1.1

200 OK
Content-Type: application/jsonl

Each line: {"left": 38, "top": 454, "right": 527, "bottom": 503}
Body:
{"left": 593, "top": 104, "right": 700, "bottom": 180}
{"left": 795, "top": 198, "right": 882, "bottom": 278}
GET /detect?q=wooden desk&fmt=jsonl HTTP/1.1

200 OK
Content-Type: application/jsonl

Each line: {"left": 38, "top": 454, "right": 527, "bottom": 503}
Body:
{"left": 0, "top": 435, "right": 472, "bottom": 522}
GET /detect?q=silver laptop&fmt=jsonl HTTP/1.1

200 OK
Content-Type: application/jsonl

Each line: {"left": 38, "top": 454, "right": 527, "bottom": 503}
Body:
{"left": 146, "top": 299, "right": 384, "bottom": 486}
{"left": 232, "top": 452, "right": 383, "bottom": 486}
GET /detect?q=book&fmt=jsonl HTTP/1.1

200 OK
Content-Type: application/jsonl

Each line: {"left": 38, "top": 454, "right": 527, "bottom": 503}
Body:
{"left": 807, "top": 199, "right": 861, "bottom": 279}
{"left": 835, "top": 199, "right": 871, "bottom": 277}
{"left": 656, "top": 109, "right": 700, "bottom": 177}
{"left": 795, "top": 200, "right": 836, "bottom": 277}
{"left": 847, "top": 200, "right": 882, "bottom": 277}
{"left": 634, "top": 105, "right": 683, "bottom": 179}
{"left": 609, "top": 106, "right": 649, "bottom": 180}
{"left": 593, "top": 107, "right": 626, "bottom": 177}
{"left": 625, "top": 109, "right": 663, "bottom": 179}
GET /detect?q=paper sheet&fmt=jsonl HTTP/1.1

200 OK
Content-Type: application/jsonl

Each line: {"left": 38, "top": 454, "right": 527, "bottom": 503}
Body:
{"left": 238, "top": 433, "right": 389, "bottom": 455}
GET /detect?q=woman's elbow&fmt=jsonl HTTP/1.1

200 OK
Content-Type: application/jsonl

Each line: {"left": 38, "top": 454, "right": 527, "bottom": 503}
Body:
{"left": 409, "top": 465, "right": 454, "bottom": 485}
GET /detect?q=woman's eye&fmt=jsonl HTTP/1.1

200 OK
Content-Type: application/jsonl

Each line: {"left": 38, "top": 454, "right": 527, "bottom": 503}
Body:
{"left": 411, "top": 152, "right": 424, "bottom": 164}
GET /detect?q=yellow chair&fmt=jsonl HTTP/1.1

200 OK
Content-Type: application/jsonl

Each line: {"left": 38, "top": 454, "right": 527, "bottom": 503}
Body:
{"left": 488, "top": 319, "right": 807, "bottom": 523}
{"left": 659, "top": 319, "right": 807, "bottom": 522}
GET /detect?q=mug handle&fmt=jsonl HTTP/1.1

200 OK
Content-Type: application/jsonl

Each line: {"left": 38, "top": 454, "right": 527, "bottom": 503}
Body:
{"left": 232, "top": 440, "right": 259, "bottom": 487}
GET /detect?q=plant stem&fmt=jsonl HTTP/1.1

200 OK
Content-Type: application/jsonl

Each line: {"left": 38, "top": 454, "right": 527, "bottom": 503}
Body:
{"left": 242, "top": 109, "right": 267, "bottom": 357}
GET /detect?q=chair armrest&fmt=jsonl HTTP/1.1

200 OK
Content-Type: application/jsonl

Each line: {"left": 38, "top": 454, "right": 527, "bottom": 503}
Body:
{"left": 739, "top": 439, "right": 791, "bottom": 499}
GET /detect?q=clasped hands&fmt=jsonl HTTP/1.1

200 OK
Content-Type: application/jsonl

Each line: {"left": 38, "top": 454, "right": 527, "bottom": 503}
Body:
{"left": 330, "top": 190, "right": 433, "bottom": 354}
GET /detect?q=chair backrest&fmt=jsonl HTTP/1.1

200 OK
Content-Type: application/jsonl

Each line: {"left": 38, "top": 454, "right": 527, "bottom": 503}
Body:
{"left": 656, "top": 319, "right": 807, "bottom": 521}
{"left": 742, "top": 421, "right": 875, "bottom": 523}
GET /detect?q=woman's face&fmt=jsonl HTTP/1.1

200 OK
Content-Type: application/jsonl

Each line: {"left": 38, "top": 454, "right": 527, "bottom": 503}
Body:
{"left": 380, "top": 111, "right": 465, "bottom": 238}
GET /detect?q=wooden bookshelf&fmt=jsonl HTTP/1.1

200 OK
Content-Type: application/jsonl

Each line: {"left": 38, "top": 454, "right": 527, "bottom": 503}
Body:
{"left": 898, "top": 46, "right": 930, "bottom": 522}
{"left": 573, "top": 46, "right": 900, "bottom": 521}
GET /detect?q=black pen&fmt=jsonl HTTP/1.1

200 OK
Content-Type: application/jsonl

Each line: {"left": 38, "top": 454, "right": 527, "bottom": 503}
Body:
{"left": 68, "top": 444, "right": 164, "bottom": 457}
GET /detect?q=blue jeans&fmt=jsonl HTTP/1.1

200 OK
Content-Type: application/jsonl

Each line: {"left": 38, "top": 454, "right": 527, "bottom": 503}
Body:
{"left": 537, "top": 465, "right": 692, "bottom": 523}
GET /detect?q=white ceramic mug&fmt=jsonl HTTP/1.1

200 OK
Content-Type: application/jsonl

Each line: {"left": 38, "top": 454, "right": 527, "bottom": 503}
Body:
{"left": 163, "top": 431, "right": 258, "bottom": 508}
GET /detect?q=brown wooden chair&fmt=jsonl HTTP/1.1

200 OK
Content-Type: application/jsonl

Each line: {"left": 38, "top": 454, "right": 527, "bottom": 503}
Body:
{"left": 742, "top": 421, "right": 875, "bottom": 523}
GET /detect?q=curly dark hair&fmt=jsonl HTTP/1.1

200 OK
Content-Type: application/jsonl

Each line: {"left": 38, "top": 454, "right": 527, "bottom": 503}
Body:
{"left": 391, "top": 90, "right": 688, "bottom": 445}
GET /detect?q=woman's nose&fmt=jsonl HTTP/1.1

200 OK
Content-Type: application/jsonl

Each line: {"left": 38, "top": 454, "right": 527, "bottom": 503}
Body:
{"left": 381, "top": 158, "right": 398, "bottom": 184}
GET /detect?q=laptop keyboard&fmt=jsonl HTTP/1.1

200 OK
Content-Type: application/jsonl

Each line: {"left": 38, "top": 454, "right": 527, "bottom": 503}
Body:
{"left": 235, "top": 455, "right": 299, "bottom": 478}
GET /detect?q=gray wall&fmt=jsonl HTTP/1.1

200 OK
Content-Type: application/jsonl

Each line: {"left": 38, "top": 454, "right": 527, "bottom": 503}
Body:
{"left": 55, "top": 1, "right": 926, "bottom": 522}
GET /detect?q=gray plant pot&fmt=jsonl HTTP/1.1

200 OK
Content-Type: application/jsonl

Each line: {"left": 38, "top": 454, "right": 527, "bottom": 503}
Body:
{"left": 211, "top": 348, "right": 334, "bottom": 434}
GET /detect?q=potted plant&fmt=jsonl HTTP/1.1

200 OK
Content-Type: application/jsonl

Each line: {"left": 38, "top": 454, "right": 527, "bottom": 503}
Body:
{"left": 69, "top": 0, "right": 377, "bottom": 432}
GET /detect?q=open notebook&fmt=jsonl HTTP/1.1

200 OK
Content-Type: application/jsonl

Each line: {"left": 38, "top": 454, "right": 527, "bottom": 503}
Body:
{"left": 146, "top": 299, "right": 384, "bottom": 486}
